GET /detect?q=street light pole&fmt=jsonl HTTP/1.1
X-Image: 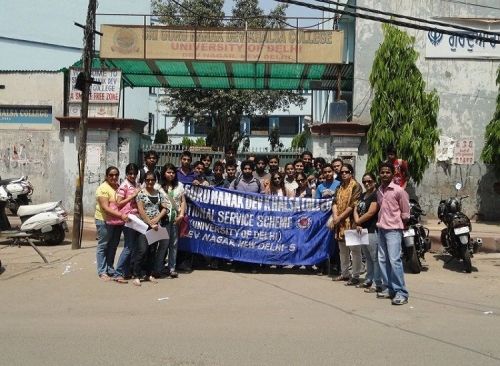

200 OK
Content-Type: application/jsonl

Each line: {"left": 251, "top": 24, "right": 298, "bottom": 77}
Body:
{"left": 72, "top": 0, "right": 98, "bottom": 250}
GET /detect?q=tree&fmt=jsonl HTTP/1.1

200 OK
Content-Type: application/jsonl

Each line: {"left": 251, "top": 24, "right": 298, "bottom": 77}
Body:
{"left": 366, "top": 24, "right": 440, "bottom": 184}
{"left": 481, "top": 67, "right": 500, "bottom": 176}
{"left": 154, "top": 128, "right": 168, "bottom": 144}
{"left": 151, "top": 0, "right": 306, "bottom": 149}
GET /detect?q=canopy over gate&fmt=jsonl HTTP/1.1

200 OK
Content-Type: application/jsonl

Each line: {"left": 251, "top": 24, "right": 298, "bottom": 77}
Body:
{"left": 71, "top": 25, "right": 353, "bottom": 91}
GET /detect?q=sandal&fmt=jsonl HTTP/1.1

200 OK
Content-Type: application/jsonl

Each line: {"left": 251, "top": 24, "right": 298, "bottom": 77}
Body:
{"left": 148, "top": 275, "right": 159, "bottom": 284}
{"left": 113, "top": 276, "right": 128, "bottom": 284}
{"left": 332, "top": 276, "right": 349, "bottom": 282}
{"left": 99, "top": 274, "right": 111, "bottom": 282}
{"left": 132, "top": 278, "right": 141, "bottom": 287}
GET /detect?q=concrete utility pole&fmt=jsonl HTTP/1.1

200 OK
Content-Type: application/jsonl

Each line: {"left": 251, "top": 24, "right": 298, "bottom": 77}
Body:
{"left": 72, "top": 0, "right": 98, "bottom": 250}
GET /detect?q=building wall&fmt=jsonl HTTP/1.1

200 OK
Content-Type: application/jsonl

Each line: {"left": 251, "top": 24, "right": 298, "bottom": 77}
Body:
{"left": 352, "top": 0, "right": 500, "bottom": 220}
{"left": 0, "top": 0, "right": 151, "bottom": 123}
{"left": 153, "top": 93, "right": 312, "bottom": 150}
{"left": 0, "top": 2, "right": 151, "bottom": 214}
{"left": 0, "top": 72, "right": 65, "bottom": 205}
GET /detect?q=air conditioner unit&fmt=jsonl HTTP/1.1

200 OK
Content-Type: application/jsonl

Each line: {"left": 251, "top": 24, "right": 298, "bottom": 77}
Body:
{"left": 329, "top": 100, "right": 348, "bottom": 122}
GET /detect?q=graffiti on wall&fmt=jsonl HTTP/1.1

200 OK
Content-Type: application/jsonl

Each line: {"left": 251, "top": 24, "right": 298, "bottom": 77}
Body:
{"left": 0, "top": 140, "right": 46, "bottom": 176}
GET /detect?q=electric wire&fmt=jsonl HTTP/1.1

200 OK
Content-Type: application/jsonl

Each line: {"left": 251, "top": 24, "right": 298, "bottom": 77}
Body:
{"left": 275, "top": 0, "right": 500, "bottom": 44}
{"left": 313, "top": 0, "right": 500, "bottom": 37}
{"left": 440, "top": 0, "right": 500, "bottom": 11}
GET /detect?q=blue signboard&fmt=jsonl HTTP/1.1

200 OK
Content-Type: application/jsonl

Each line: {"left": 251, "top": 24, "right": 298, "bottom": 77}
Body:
{"left": 0, "top": 106, "right": 52, "bottom": 124}
{"left": 179, "top": 185, "right": 334, "bottom": 265}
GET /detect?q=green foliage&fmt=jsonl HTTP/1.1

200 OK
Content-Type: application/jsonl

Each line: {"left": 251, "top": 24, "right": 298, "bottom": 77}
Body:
{"left": 367, "top": 24, "right": 440, "bottom": 184}
{"left": 181, "top": 137, "right": 194, "bottom": 147}
{"left": 182, "top": 136, "right": 206, "bottom": 147}
{"left": 480, "top": 67, "right": 500, "bottom": 176}
{"left": 151, "top": 0, "right": 306, "bottom": 149}
{"left": 153, "top": 128, "right": 168, "bottom": 144}
{"left": 194, "top": 137, "right": 206, "bottom": 146}
{"left": 291, "top": 130, "right": 310, "bottom": 149}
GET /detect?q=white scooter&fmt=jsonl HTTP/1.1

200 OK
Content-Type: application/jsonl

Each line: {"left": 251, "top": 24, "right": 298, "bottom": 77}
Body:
{"left": 0, "top": 176, "right": 33, "bottom": 215}
{"left": 0, "top": 199, "right": 68, "bottom": 245}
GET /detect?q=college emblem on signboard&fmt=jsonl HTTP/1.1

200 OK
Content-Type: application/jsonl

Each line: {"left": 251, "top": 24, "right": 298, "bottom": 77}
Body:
{"left": 112, "top": 28, "right": 140, "bottom": 54}
{"left": 296, "top": 216, "right": 312, "bottom": 229}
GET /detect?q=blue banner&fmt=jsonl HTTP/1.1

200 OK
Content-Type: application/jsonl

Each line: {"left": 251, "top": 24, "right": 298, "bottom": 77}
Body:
{"left": 178, "top": 185, "right": 333, "bottom": 265}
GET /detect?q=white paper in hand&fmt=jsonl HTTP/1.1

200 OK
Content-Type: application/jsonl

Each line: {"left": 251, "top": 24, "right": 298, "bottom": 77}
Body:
{"left": 145, "top": 225, "right": 169, "bottom": 245}
{"left": 345, "top": 229, "right": 369, "bottom": 246}
{"left": 124, "top": 214, "right": 149, "bottom": 234}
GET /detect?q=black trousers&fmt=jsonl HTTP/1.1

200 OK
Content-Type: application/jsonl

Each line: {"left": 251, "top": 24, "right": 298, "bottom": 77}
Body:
{"left": 132, "top": 234, "right": 156, "bottom": 278}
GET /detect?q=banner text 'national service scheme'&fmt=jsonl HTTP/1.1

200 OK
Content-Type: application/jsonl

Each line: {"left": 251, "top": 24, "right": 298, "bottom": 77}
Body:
{"left": 179, "top": 186, "right": 333, "bottom": 265}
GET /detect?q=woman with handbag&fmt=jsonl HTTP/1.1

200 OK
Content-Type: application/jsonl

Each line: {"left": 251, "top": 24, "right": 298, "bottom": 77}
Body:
{"left": 160, "top": 163, "right": 186, "bottom": 278}
{"left": 134, "top": 171, "right": 168, "bottom": 286}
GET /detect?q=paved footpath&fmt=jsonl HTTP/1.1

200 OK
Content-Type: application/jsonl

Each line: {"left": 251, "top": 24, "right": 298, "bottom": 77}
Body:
{"left": 1, "top": 237, "right": 500, "bottom": 366}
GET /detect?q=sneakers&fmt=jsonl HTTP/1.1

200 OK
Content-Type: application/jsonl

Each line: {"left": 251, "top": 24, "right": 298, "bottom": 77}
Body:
{"left": 391, "top": 295, "right": 408, "bottom": 305}
{"left": 376, "top": 291, "right": 392, "bottom": 299}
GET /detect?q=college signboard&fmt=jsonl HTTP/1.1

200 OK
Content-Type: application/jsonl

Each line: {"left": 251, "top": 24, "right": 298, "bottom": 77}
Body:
{"left": 100, "top": 25, "right": 344, "bottom": 63}
{"left": 426, "top": 30, "right": 500, "bottom": 59}
{"left": 0, "top": 105, "right": 52, "bottom": 129}
{"left": 179, "top": 185, "right": 333, "bottom": 265}
{"left": 68, "top": 68, "right": 122, "bottom": 117}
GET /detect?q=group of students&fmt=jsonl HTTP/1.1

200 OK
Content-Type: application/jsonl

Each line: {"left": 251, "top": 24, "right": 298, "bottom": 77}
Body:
{"left": 94, "top": 158, "right": 186, "bottom": 286}
{"left": 94, "top": 147, "right": 411, "bottom": 305}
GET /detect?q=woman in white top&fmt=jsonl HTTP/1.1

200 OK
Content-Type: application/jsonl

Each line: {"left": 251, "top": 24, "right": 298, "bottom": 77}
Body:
{"left": 160, "top": 163, "right": 186, "bottom": 278}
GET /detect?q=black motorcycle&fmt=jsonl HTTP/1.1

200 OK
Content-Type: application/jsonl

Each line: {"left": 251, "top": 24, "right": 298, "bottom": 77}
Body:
{"left": 438, "top": 183, "right": 478, "bottom": 273}
{"left": 402, "top": 199, "right": 431, "bottom": 273}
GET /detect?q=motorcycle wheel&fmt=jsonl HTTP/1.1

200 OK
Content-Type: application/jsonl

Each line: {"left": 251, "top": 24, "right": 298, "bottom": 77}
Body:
{"left": 44, "top": 225, "right": 65, "bottom": 245}
{"left": 461, "top": 246, "right": 472, "bottom": 273}
{"left": 405, "top": 246, "right": 421, "bottom": 274}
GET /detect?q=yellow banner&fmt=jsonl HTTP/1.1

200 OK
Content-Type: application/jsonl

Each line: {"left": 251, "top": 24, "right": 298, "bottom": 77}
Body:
{"left": 100, "top": 25, "right": 344, "bottom": 64}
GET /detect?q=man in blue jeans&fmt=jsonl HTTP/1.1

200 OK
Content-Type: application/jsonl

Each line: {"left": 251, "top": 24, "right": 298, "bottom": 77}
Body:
{"left": 376, "top": 162, "right": 410, "bottom": 305}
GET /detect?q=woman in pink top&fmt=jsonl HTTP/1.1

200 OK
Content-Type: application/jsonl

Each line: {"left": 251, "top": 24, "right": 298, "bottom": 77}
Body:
{"left": 114, "top": 163, "right": 141, "bottom": 280}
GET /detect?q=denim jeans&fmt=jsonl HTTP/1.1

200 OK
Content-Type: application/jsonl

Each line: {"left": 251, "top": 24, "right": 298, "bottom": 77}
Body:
{"left": 95, "top": 220, "right": 122, "bottom": 276}
{"left": 378, "top": 229, "right": 409, "bottom": 299}
{"left": 361, "top": 233, "right": 382, "bottom": 286}
{"left": 115, "top": 226, "right": 139, "bottom": 278}
{"left": 165, "top": 222, "right": 178, "bottom": 271}
{"left": 95, "top": 219, "right": 109, "bottom": 276}
{"left": 104, "top": 224, "right": 123, "bottom": 276}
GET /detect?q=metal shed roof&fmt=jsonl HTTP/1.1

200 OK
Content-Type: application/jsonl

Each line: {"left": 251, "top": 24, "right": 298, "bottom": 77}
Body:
{"left": 70, "top": 58, "right": 353, "bottom": 91}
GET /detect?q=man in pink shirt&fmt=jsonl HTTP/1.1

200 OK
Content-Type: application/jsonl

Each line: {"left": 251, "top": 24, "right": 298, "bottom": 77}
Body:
{"left": 376, "top": 162, "right": 410, "bottom": 305}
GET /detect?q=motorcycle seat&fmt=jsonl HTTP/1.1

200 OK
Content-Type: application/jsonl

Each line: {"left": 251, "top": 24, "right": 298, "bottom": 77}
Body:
{"left": 17, "top": 201, "right": 60, "bottom": 217}
{"left": 0, "top": 178, "right": 19, "bottom": 186}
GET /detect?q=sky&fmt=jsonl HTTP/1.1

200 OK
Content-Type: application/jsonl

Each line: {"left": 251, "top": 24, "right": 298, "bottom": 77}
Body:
{"left": 223, "top": 0, "right": 323, "bottom": 27}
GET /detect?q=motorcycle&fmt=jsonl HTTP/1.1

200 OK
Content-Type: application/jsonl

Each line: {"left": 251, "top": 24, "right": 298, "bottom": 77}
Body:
{"left": 0, "top": 176, "right": 33, "bottom": 215}
{"left": 0, "top": 200, "right": 68, "bottom": 245}
{"left": 402, "top": 198, "right": 431, "bottom": 273}
{"left": 438, "top": 183, "right": 479, "bottom": 273}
